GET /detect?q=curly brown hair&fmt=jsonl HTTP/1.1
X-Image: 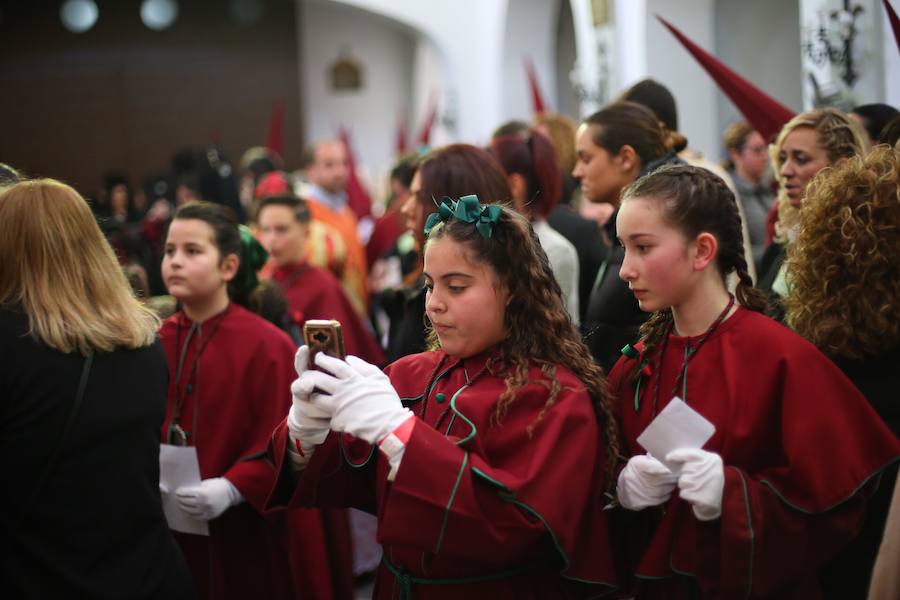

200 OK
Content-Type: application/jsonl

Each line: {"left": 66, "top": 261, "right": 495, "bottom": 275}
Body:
{"left": 770, "top": 108, "right": 866, "bottom": 241}
{"left": 620, "top": 164, "right": 770, "bottom": 381}
{"left": 424, "top": 205, "right": 621, "bottom": 483}
{"left": 786, "top": 145, "right": 900, "bottom": 359}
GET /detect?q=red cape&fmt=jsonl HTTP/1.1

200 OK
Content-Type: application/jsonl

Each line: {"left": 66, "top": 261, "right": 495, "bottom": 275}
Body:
{"left": 160, "top": 305, "right": 351, "bottom": 599}
{"left": 268, "top": 350, "right": 618, "bottom": 598}
{"left": 609, "top": 307, "right": 900, "bottom": 598}
{"left": 272, "top": 262, "right": 385, "bottom": 366}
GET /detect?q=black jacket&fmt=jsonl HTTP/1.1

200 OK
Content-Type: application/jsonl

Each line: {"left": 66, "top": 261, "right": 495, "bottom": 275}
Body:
{"left": 547, "top": 204, "right": 606, "bottom": 323}
{"left": 0, "top": 307, "right": 193, "bottom": 599}
{"left": 582, "top": 212, "right": 648, "bottom": 372}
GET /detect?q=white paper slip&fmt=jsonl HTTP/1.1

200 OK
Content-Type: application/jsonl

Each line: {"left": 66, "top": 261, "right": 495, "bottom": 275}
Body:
{"left": 159, "top": 444, "right": 209, "bottom": 536}
{"left": 636, "top": 397, "right": 716, "bottom": 473}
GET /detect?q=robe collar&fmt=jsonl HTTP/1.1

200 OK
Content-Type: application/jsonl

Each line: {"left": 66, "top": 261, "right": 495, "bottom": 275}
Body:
{"left": 272, "top": 261, "right": 310, "bottom": 282}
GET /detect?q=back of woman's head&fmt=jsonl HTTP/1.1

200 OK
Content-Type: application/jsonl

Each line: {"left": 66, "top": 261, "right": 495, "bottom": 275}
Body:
{"left": 0, "top": 179, "right": 159, "bottom": 354}
{"left": 418, "top": 144, "right": 511, "bottom": 206}
{"left": 489, "top": 131, "right": 562, "bottom": 219}
{"left": 424, "top": 199, "right": 619, "bottom": 477}
{"left": 173, "top": 201, "right": 267, "bottom": 308}
{"left": 533, "top": 112, "right": 578, "bottom": 173}
{"left": 584, "top": 101, "right": 687, "bottom": 169}
{"left": 786, "top": 145, "right": 900, "bottom": 359}
{"left": 619, "top": 78, "right": 679, "bottom": 132}
{"left": 415, "top": 144, "right": 511, "bottom": 244}
{"left": 622, "top": 164, "right": 768, "bottom": 314}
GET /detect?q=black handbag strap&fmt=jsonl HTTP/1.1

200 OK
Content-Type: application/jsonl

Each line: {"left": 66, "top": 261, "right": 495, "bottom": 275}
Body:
{"left": 16, "top": 350, "right": 94, "bottom": 529}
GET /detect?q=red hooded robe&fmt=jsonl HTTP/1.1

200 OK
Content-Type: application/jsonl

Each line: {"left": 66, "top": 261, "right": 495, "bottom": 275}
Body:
{"left": 160, "top": 304, "right": 349, "bottom": 599}
{"left": 268, "top": 349, "right": 618, "bottom": 599}
{"left": 608, "top": 307, "right": 900, "bottom": 599}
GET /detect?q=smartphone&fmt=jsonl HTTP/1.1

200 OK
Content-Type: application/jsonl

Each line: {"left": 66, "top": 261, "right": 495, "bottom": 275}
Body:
{"left": 303, "top": 320, "right": 346, "bottom": 369}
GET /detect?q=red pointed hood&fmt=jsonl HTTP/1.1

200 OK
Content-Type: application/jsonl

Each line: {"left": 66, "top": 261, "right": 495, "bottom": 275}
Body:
{"left": 657, "top": 15, "right": 795, "bottom": 141}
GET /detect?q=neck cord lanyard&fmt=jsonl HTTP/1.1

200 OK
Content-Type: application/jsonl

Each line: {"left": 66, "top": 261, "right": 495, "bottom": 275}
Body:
{"left": 419, "top": 354, "right": 492, "bottom": 426}
{"left": 645, "top": 295, "right": 735, "bottom": 417}
{"left": 168, "top": 305, "right": 231, "bottom": 445}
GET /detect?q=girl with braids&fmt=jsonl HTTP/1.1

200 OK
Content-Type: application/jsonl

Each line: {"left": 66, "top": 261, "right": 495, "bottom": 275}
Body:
{"left": 160, "top": 201, "right": 349, "bottom": 599}
{"left": 267, "top": 195, "right": 619, "bottom": 598}
{"left": 608, "top": 164, "right": 899, "bottom": 599}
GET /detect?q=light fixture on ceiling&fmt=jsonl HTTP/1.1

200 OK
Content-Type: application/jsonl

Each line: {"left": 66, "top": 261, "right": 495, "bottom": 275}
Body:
{"left": 140, "top": 0, "right": 179, "bottom": 31}
{"left": 60, "top": 0, "right": 99, "bottom": 33}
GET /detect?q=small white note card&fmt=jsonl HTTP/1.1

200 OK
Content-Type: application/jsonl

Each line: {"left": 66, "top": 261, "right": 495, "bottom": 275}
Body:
{"left": 159, "top": 444, "right": 209, "bottom": 536}
{"left": 636, "top": 397, "right": 716, "bottom": 473}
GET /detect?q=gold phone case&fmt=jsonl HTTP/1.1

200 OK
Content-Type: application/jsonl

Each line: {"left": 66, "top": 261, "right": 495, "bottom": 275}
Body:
{"left": 303, "top": 320, "right": 346, "bottom": 365}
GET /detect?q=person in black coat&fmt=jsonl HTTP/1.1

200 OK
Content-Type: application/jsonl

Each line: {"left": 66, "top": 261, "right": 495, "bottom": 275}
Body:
{"left": 572, "top": 102, "right": 685, "bottom": 372}
{"left": 785, "top": 146, "right": 900, "bottom": 598}
{"left": 0, "top": 178, "right": 194, "bottom": 599}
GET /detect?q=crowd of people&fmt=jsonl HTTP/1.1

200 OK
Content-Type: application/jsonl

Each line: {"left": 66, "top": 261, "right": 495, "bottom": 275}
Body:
{"left": 1, "top": 81, "right": 899, "bottom": 599}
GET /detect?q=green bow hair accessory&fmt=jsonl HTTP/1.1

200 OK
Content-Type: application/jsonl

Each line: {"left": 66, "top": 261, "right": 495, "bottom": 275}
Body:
{"left": 236, "top": 224, "right": 269, "bottom": 292}
{"left": 423, "top": 194, "right": 502, "bottom": 239}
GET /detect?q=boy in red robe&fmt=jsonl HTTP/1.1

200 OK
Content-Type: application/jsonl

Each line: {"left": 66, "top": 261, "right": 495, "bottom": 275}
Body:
{"left": 160, "top": 201, "right": 350, "bottom": 599}
{"left": 256, "top": 194, "right": 384, "bottom": 366}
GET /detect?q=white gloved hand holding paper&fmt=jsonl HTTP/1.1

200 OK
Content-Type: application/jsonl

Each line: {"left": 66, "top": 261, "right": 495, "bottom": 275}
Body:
{"left": 617, "top": 454, "right": 679, "bottom": 510}
{"left": 300, "top": 353, "right": 414, "bottom": 446}
{"left": 287, "top": 346, "right": 332, "bottom": 468}
{"left": 175, "top": 477, "right": 243, "bottom": 521}
{"left": 666, "top": 448, "right": 724, "bottom": 521}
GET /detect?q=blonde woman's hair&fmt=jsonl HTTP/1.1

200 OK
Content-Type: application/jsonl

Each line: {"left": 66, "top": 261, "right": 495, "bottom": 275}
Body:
{"left": 0, "top": 179, "right": 160, "bottom": 355}
{"left": 533, "top": 112, "right": 578, "bottom": 174}
{"left": 770, "top": 108, "right": 866, "bottom": 242}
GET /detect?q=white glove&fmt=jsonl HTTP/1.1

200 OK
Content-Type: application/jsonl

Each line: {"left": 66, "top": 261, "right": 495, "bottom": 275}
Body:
{"left": 617, "top": 454, "right": 679, "bottom": 510}
{"left": 666, "top": 448, "right": 724, "bottom": 521}
{"left": 287, "top": 346, "right": 332, "bottom": 469}
{"left": 300, "top": 352, "right": 414, "bottom": 446}
{"left": 175, "top": 477, "right": 243, "bottom": 521}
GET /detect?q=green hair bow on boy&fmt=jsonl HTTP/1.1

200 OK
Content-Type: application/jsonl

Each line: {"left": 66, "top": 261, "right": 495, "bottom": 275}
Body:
{"left": 423, "top": 194, "right": 502, "bottom": 239}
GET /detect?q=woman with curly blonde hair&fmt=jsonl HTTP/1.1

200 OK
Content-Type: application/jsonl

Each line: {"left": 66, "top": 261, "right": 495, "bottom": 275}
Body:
{"left": 787, "top": 145, "right": 900, "bottom": 599}
{"left": 757, "top": 108, "right": 866, "bottom": 315}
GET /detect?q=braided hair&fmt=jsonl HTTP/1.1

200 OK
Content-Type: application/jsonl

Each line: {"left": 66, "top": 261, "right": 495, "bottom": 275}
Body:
{"left": 621, "top": 165, "right": 770, "bottom": 381}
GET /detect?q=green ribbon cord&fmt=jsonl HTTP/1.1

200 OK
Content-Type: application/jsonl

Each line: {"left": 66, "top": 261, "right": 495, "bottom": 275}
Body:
{"left": 423, "top": 194, "right": 502, "bottom": 239}
{"left": 382, "top": 556, "right": 543, "bottom": 600}
{"left": 236, "top": 224, "right": 268, "bottom": 293}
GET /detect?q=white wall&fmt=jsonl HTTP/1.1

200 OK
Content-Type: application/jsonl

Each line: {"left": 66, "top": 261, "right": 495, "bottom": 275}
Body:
{"left": 410, "top": 36, "right": 451, "bottom": 147}
{"left": 714, "top": 0, "right": 803, "bottom": 155}
{"left": 883, "top": 2, "right": 900, "bottom": 107}
{"left": 555, "top": 0, "right": 579, "bottom": 119}
{"left": 299, "top": 0, "right": 416, "bottom": 172}
{"left": 330, "top": 0, "right": 510, "bottom": 146}
{"left": 643, "top": 0, "right": 720, "bottom": 159}
{"left": 798, "top": 0, "right": 893, "bottom": 109}
{"left": 501, "top": 0, "right": 560, "bottom": 124}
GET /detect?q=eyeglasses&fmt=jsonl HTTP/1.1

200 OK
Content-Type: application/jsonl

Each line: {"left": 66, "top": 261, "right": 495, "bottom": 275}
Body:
{"left": 744, "top": 144, "right": 769, "bottom": 155}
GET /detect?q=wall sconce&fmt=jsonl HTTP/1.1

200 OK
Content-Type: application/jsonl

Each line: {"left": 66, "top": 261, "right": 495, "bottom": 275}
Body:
{"left": 802, "top": 0, "right": 864, "bottom": 88}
